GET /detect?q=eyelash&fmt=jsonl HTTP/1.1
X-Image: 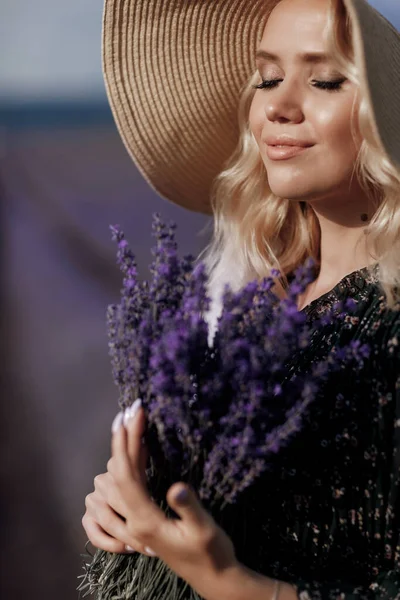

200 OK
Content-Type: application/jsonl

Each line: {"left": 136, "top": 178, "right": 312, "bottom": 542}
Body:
{"left": 252, "top": 78, "right": 346, "bottom": 92}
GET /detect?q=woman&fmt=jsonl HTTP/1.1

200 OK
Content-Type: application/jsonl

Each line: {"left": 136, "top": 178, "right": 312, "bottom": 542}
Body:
{"left": 82, "top": 0, "right": 400, "bottom": 598}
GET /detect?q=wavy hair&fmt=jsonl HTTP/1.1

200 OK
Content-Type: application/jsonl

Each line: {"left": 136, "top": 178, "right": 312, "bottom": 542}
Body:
{"left": 200, "top": 0, "right": 400, "bottom": 318}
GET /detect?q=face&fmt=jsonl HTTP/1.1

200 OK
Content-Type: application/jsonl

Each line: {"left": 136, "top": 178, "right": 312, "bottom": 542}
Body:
{"left": 249, "top": 0, "right": 363, "bottom": 205}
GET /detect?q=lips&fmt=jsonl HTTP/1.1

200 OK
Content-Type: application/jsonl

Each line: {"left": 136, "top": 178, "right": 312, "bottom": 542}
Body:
{"left": 266, "top": 144, "right": 312, "bottom": 160}
{"left": 265, "top": 136, "right": 314, "bottom": 147}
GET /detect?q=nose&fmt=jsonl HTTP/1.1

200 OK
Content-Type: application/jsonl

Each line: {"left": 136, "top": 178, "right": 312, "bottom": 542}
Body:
{"left": 264, "top": 83, "right": 304, "bottom": 123}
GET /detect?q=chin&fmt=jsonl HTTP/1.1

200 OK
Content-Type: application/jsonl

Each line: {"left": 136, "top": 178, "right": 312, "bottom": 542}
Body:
{"left": 268, "top": 185, "right": 314, "bottom": 201}
{"left": 266, "top": 173, "right": 322, "bottom": 202}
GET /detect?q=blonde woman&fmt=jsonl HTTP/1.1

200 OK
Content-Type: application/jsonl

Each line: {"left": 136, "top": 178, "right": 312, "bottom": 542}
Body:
{"left": 82, "top": 1, "right": 400, "bottom": 599}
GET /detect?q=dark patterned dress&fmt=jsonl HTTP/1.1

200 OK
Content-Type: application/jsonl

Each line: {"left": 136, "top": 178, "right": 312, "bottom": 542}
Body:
{"left": 222, "top": 265, "right": 400, "bottom": 600}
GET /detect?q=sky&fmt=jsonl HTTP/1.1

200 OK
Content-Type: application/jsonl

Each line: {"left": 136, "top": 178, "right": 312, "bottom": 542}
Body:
{"left": 1, "top": 0, "right": 399, "bottom": 104}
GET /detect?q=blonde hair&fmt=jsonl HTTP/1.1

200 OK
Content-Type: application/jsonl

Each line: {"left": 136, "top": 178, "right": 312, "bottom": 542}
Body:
{"left": 200, "top": 0, "right": 400, "bottom": 315}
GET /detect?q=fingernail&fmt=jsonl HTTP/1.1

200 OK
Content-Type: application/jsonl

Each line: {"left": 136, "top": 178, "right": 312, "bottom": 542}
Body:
{"left": 123, "top": 398, "right": 142, "bottom": 427}
{"left": 144, "top": 546, "right": 157, "bottom": 556}
{"left": 125, "top": 545, "right": 136, "bottom": 553}
{"left": 175, "top": 488, "right": 189, "bottom": 504}
{"left": 111, "top": 411, "right": 124, "bottom": 434}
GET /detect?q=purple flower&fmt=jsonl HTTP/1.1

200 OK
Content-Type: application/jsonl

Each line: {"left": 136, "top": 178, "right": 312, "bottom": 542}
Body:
{"left": 83, "top": 214, "right": 372, "bottom": 598}
{"left": 108, "top": 221, "right": 370, "bottom": 510}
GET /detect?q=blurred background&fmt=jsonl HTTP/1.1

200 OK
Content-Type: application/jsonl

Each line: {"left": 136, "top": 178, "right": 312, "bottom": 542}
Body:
{"left": 0, "top": 1, "right": 399, "bottom": 599}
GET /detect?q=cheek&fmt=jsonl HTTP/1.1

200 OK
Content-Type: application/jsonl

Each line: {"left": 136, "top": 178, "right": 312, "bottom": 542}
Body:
{"left": 314, "top": 99, "right": 360, "bottom": 157}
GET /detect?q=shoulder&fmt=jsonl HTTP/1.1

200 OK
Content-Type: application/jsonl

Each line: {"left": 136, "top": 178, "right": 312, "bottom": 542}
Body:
{"left": 367, "top": 302, "right": 400, "bottom": 391}
{"left": 340, "top": 293, "right": 400, "bottom": 378}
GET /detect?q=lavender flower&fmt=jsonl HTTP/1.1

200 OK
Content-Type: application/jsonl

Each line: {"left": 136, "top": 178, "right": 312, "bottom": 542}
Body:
{"left": 106, "top": 217, "right": 370, "bottom": 506}
{"left": 79, "top": 214, "right": 371, "bottom": 600}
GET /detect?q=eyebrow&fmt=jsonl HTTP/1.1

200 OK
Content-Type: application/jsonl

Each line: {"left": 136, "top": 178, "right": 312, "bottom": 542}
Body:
{"left": 255, "top": 50, "right": 332, "bottom": 64}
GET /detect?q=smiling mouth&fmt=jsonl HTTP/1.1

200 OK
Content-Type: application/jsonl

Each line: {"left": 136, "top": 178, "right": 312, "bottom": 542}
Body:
{"left": 266, "top": 144, "right": 314, "bottom": 160}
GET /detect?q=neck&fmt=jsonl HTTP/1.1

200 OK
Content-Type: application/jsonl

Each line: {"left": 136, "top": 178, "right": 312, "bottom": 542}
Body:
{"left": 297, "top": 194, "right": 376, "bottom": 309}
{"left": 317, "top": 226, "right": 373, "bottom": 286}
{"left": 308, "top": 188, "right": 376, "bottom": 287}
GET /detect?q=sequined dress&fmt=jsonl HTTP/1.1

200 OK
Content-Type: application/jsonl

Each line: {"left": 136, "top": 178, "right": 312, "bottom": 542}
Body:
{"left": 221, "top": 265, "right": 400, "bottom": 600}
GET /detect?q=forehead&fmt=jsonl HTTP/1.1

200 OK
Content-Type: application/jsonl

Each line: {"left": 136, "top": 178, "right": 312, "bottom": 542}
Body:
{"left": 260, "top": 0, "right": 330, "bottom": 48}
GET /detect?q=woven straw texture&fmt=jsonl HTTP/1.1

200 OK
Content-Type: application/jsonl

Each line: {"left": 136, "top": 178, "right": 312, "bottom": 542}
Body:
{"left": 102, "top": 0, "right": 274, "bottom": 213}
{"left": 344, "top": 0, "right": 400, "bottom": 170}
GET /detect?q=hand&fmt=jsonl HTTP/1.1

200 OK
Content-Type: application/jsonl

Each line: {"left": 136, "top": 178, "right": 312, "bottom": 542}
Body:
{"left": 82, "top": 401, "right": 240, "bottom": 597}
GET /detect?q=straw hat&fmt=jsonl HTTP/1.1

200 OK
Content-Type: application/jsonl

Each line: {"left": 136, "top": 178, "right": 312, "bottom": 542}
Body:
{"left": 102, "top": 0, "right": 400, "bottom": 215}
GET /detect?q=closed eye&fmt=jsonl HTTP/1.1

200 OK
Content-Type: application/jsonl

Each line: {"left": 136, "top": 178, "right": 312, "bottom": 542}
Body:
{"left": 252, "top": 78, "right": 346, "bottom": 93}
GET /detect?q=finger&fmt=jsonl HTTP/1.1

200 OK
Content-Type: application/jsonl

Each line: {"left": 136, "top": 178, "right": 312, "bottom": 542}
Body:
{"left": 85, "top": 491, "right": 159, "bottom": 556}
{"left": 86, "top": 490, "right": 129, "bottom": 541}
{"left": 127, "top": 436, "right": 149, "bottom": 487}
{"left": 82, "top": 514, "right": 127, "bottom": 554}
{"left": 112, "top": 408, "right": 163, "bottom": 517}
{"left": 83, "top": 515, "right": 156, "bottom": 556}
{"left": 139, "top": 441, "right": 149, "bottom": 485}
{"left": 124, "top": 401, "right": 147, "bottom": 476}
{"left": 111, "top": 404, "right": 166, "bottom": 537}
{"left": 166, "top": 483, "right": 215, "bottom": 530}
{"left": 94, "top": 472, "right": 127, "bottom": 518}
{"left": 124, "top": 406, "right": 154, "bottom": 500}
{"left": 111, "top": 410, "right": 129, "bottom": 471}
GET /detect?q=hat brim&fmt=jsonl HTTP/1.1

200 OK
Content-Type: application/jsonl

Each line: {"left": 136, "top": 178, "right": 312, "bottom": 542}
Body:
{"left": 343, "top": 0, "right": 400, "bottom": 171}
{"left": 102, "top": 0, "right": 276, "bottom": 214}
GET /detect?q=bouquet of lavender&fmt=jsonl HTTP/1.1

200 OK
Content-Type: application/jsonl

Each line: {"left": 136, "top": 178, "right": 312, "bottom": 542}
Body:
{"left": 78, "top": 214, "right": 370, "bottom": 600}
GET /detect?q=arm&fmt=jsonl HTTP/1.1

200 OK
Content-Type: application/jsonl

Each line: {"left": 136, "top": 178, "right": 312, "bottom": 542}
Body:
{"left": 201, "top": 563, "right": 298, "bottom": 600}
{"left": 203, "top": 564, "right": 400, "bottom": 600}
{"left": 289, "top": 571, "right": 400, "bottom": 600}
